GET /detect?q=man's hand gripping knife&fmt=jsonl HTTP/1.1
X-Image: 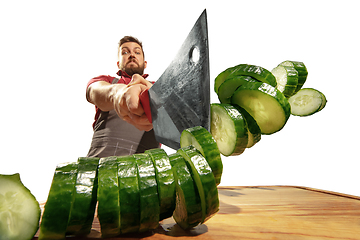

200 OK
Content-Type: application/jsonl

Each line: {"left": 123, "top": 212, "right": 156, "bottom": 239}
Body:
{"left": 113, "top": 74, "right": 153, "bottom": 131}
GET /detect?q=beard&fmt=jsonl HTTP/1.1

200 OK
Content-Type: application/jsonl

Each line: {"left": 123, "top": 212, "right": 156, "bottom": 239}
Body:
{"left": 122, "top": 60, "right": 145, "bottom": 76}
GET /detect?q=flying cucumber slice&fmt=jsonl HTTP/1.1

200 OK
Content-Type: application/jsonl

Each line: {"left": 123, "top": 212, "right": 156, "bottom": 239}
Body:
{"left": 288, "top": 88, "right": 327, "bottom": 116}
{"left": 217, "top": 76, "right": 257, "bottom": 103}
{"left": 117, "top": 155, "right": 140, "bottom": 234}
{"left": 39, "top": 162, "right": 78, "bottom": 240}
{"left": 169, "top": 153, "right": 202, "bottom": 229}
{"left": 134, "top": 153, "right": 160, "bottom": 232}
{"left": 237, "top": 107, "right": 261, "bottom": 148}
{"left": 226, "top": 64, "right": 277, "bottom": 87}
{"left": 97, "top": 157, "right": 121, "bottom": 238}
{"left": 66, "top": 157, "right": 99, "bottom": 236}
{"left": 177, "top": 146, "right": 219, "bottom": 224}
{"left": 145, "top": 148, "right": 175, "bottom": 220}
{"left": 280, "top": 60, "right": 308, "bottom": 93}
{"left": 214, "top": 65, "right": 237, "bottom": 94}
{"left": 0, "top": 173, "right": 40, "bottom": 240}
{"left": 180, "top": 126, "right": 222, "bottom": 185}
{"left": 232, "top": 82, "right": 291, "bottom": 135}
{"left": 210, "top": 103, "right": 248, "bottom": 156}
{"left": 271, "top": 65, "right": 299, "bottom": 98}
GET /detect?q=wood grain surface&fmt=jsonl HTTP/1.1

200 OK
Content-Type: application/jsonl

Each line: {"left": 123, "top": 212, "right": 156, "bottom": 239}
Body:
{"left": 33, "top": 186, "right": 360, "bottom": 240}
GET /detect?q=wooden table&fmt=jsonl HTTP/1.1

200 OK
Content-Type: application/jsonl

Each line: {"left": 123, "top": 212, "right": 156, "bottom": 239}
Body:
{"left": 33, "top": 186, "right": 360, "bottom": 239}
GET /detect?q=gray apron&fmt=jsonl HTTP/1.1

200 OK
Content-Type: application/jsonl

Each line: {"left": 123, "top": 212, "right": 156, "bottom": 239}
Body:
{"left": 86, "top": 78, "right": 160, "bottom": 158}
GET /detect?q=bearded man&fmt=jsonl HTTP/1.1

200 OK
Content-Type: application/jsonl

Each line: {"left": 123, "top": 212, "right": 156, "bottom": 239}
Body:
{"left": 86, "top": 36, "right": 160, "bottom": 158}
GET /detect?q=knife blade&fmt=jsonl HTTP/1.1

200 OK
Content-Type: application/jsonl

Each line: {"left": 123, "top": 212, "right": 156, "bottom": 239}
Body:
{"left": 139, "top": 9, "right": 210, "bottom": 150}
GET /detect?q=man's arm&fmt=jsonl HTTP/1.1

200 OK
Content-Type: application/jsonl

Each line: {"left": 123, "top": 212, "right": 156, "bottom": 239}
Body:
{"left": 87, "top": 74, "right": 153, "bottom": 131}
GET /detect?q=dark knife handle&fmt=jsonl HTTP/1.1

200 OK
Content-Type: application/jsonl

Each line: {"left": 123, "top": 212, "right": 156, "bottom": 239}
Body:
{"left": 139, "top": 89, "right": 152, "bottom": 123}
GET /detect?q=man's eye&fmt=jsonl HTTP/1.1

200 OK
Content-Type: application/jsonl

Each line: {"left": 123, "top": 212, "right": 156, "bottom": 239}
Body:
{"left": 135, "top": 52, "right": 141, "bottom": 55}
{"left": 122, "top": 51, "right": 129, "bottom": 55}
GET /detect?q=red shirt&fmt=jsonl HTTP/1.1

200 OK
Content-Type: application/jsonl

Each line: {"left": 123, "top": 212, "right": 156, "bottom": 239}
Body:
{"left": 86, "top": 70, "right": 149, "bottom": 128}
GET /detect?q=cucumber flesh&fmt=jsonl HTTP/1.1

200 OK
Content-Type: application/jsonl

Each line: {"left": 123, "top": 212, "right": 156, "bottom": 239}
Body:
{"left": 169, "top": 153, "right": 202, "bottom": 229}
{"left": 39, "top": 162, "right": 78, "bottom": 240}
{"left": 145, "top": 148, "right": 175, "bottom": 221}
{"left": 177, "top": 146, "right": 219, "bottom": 224}
{"left": 180, "top": 126, "right": 223, "bottom": 185}
{"left": 0, "top": 173, "right": 41, "bottom": 240}
{"left": 271, "top": 65, "right": 298, "bottom": 98}
{"left": 97, "top": 157, "right": 121, "bottom": 237}
{"left": 66, "top": 157, "right": 99, "bottom": 236}
{"left": 134, "top": 153, "right": 160, "bottom": 232}
{"left": 288, "top": 88, "right": 326, "bottom": 116}
{"left": 280, "top": 60, "right": 308, "bottom": 93}
{"left": 232, "top": 82, "right": 291, "bottom": 135}
{"left": 218, "top": 76, "right": 257, "bottom": 103}
{"left": 227, "top": 64, "right": 277, "bottom": 87}
{"left": 117, "top": 155, "right": 140, "bottom": 234}
{"left": 210, "top": 103, "right": 248, "bottom": 156}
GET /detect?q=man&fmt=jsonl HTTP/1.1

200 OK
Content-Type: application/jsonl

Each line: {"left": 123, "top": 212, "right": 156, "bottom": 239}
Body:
{"left": 86, "top": 36, "right": 160, "bottom": 158}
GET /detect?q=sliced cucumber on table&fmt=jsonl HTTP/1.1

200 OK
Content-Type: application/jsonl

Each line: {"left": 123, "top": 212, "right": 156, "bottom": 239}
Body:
{"left": 39, "top": 162, "right": 78, "bottom": 240}
{"left": 232, "top": 82, "right": 291, "bottom": 135}
{"left": 288, "top": 88, "right": 327, "bottom": 116}
{"left": 178, "top": 146, "right": 219, "bottom": 224}
{"left": 0, "top": 173, "right": 41, "bottom": 240}
{"left": 180, "top": 126, "right": 223, "bottom": 185}
{"left": 217, "top": 76, "right": 257, "bottom": 103}
{"left": 271, "top": 64, "right": 298, "bottom": 98}
{"left": 210, "top": 103, "right": 248, "bottom": 156}
{"left": 280, "top": 60, "right": 308, "bottom": 93}
{"left": 145, "top": 148, "right": 175, "bottom": 220}
{"left": 169, "top": 153, "right": 202, "bottom": 229}
{"left": 97, "top": 157, "right": 121, "bottom": 238}
{"left": 134, "top": 153, "right": 160, "bottom": 232}
{"left": 66, "top": 157, "right": 99, "bottom": 236}
{"left": 117, "top": 155, "right": 141, "bottom": 234}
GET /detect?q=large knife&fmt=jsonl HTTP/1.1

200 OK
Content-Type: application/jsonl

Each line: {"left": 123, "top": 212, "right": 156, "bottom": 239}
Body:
{"left": 139, "top": 9, "right": 210, "bottom": 150}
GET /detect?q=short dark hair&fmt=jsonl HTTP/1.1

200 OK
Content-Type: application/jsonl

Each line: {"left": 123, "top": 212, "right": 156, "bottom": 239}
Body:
{"left": 118, "top": 36, "right": 145, "bottom": 57}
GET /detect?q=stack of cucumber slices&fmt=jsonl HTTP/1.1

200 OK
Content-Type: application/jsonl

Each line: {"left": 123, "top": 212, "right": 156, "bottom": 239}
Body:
{"left": 212, "top": 62, "right": 327, "bottom": 156}
{"left": 36, "top": 128, "right": 221, "bottom": 239}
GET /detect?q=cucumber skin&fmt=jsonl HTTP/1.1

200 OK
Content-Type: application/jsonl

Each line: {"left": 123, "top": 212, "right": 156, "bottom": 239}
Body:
{"left": 39, "top": 162, "right": 78, "bottom": 240}
{"left": 227, "top": 64, "right": 277, "bottom": 87}
{"left": 0, "top": 174, "right": 41, "bottom": 240}
{"left": 280, "top": 60, "right": 308, "bottom": 93}
{"left": 232, "top": 82, "right": 291, "bottom": 135}
{"left": 134, "top": 153, "right": 160, "bottom": 232}
{"left": 66, "top": 157, "right": 99, "bottom": 236}
{"left": 237, "top": 107, "right": 261, "bottom": 148}
{"left": 97, "top": 157, "right": 121, "bottom": 238}
{"left": 210, "top": 103, "right": 248, "bottom": 156}
{"left": 271, "top": 65, "right": 299, "bottom": 98}
{"left": 145, "top": 148, "right": 176, "bottom": 221}
{"left": 117, "top": 155, "right": 141, "bottom": 234}
{"left": 214, "top": 65, "right": 237, "bottom": 94}
{"left": 180, "top": 126, "right": 223, "bottom": 185}
{"left": 178, "top": 146, "right": 219, "bottom": 224}
{"left": 169, "top": 153, "right": 202, "bottom": 229}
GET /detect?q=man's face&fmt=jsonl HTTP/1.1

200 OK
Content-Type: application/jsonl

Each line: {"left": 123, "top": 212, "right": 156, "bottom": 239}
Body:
{"left": 117, "top": 42, "right": 147, "bottom": 76}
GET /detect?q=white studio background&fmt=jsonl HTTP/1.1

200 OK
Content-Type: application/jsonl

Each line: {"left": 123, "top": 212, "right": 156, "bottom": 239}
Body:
{"left": 1, "top": 0, "right": 359, "bottom": 201}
